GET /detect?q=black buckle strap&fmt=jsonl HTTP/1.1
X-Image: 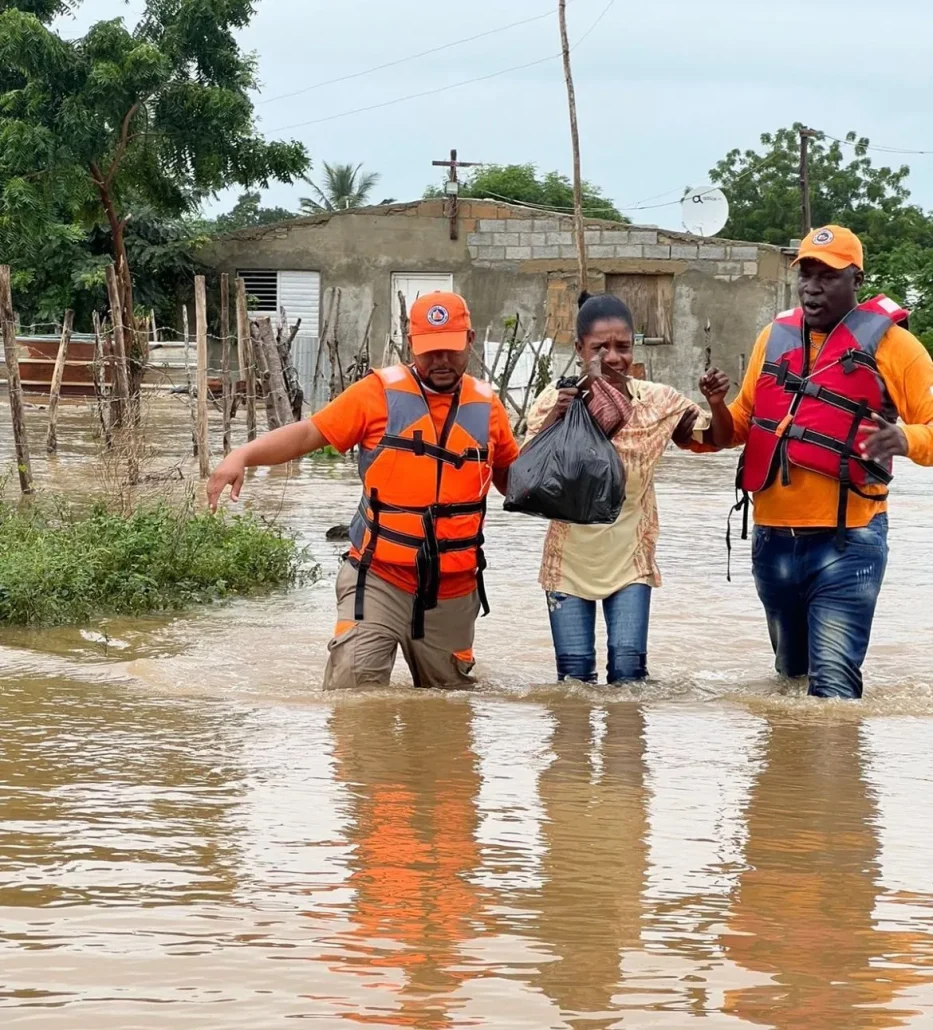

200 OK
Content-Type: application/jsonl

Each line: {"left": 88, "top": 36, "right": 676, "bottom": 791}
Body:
{"left": 379, "top": 434, "right": 489, "bottom": 469}
{"left": 356, "top": 495, "right": 485, "bottom": 519}
{"left": 476, "top": 497, "right": 490, "bottom": 618}
{"left": 835, "top": 401, "right": 869, "bottom": 550}
{"left": 753, "top": 419, "right": 892, "bottom": 486}
{"left": 725, "top": 491, "right": 750, "bottom": 584}
{"left": 354, "top": 487, "right": 380, "bottom": 622}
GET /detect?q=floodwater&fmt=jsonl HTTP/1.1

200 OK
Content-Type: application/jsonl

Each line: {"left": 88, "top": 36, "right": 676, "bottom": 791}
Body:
{"left": 2, "top": 396, "right": 933, "bottom": 1028}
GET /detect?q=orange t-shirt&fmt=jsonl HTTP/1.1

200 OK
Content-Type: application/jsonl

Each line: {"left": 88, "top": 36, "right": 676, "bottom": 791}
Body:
{"left": 730, "top": 322, "right": 933, "bottom": 527}
{"left": 312, "top": 372, "right": 520, "bottom": 598}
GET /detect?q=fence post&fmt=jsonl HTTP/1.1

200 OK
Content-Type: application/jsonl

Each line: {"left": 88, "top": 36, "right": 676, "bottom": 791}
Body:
{"left": 220, "top": 273, "right": 232, "bottom": 456}
{"left": 45, "top": 309, "right": 75, "bottom": 454}
{"left": 194, "top": 275, "right": 210, "bottom": 478}
{"left": 0, "top": 265, "right": 34, "bottom": 494}
{"left": 104, "top": 264, "right": 131, "bottom": 425}
{"left": 235, "top": 278, "right": 257, "bottom": 442}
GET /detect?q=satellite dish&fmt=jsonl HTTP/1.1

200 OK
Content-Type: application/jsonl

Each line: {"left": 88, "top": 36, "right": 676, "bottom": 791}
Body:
{"left": 681, "top": 186, "right": 729, "bottom": 237}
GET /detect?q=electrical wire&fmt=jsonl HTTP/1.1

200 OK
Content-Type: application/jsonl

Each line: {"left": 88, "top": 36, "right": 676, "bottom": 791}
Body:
{"left": 258, "top": 5, "right": 568, "bottom": 106}
{"left": 267, "top": 0, "right": 614, "bottom": 134}
{"left": 822, "top": 133, "right": 933, "bottom": 156}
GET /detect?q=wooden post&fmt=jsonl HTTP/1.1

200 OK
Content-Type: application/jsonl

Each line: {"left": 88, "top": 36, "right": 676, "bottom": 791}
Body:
{"left": 558, "top": 0, "right": 588, "bottom": 292}
{"left": 194, "top": 275, "right": 210, "bottom": 478}
{"left": 45, "top": 308, "right": 75, "bottom": 454}
{"left": 91, "top": 311, "right": 112, "bottom": 448}
{"left": 182, "top": 302, "right": 197, "bottom": 456}
{"left": 431, "top": 149, "right": 480, "bottom": 241}
{"left": 105, "top": 264, "right": 131, "bottom": 425}
{"left": 255, "top": 316, "right": 292, "bottom": 428}
{"left": 220, "top": 273, "right": 232, "bottom": 456}
{"left": 397, "top": 291, "right": 411, "bottom": 363}
{"left": 312, "top": 288, "right": 337, "bottom": 409}
{"left": 0, "top": 265, "right": 34, "bottom": 494}
{"left": 252, "top": 321, "right": 275, "bottom": 429}
{"left": 799, "top": 126, "right": 816, "bottom": 237}
{"left": 235, "top": 278, "right": 256, "bottom": 442}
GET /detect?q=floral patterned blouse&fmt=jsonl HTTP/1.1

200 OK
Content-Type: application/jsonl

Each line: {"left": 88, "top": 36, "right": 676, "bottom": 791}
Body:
{"left": 523, "top": 379, "right": 708, "bottom": 600}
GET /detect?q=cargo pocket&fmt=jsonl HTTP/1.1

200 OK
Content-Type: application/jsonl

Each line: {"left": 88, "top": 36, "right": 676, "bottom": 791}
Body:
{"left": 323, "top": 621, "right": 360, "bottom": 691}
{"left": 324, "top": 621, "right": 397, "bottom": 691}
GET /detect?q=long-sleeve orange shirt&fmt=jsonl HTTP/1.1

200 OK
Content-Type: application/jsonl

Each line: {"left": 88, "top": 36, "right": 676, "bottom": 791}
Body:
{"left": 729, "top": 322, "right": 933, "bottom": 528}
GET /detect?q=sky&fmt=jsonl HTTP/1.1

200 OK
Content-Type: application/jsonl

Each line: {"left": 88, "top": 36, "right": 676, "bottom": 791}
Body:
{"left": 62, "top": 0, "right": 933, "bottom": 233}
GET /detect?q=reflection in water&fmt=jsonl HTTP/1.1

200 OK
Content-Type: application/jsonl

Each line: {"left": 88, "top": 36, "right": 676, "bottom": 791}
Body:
{"left": 328, "top": 698, "right": 483, "bottom": 1028}
{"left": 1, "top": 400, "right": 933, "bottom": 1025}
{"left": 527, "top": 705, "right": 649, "bottom": 1027}
{"left": 722, "top": 717, "right": 929, "bottom": 1028}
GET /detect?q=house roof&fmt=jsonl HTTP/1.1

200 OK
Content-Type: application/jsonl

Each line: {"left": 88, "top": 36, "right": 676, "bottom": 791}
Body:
{"left": 213, "top": 197, "right": 786, "bottom": 251}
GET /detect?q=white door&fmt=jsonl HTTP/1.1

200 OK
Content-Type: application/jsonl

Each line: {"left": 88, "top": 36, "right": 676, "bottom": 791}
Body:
{"left": 391, "top": 272, "right": 453, "bottom": 343}
{"left": 277, "top": 271, "right": 325, "bottom": 408}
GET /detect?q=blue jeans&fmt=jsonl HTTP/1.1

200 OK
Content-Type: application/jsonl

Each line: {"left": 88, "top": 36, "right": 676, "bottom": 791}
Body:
{"left": 546, "top": 584, "right": 652, "bottom": 684}
{"left": 751, "top": 514, "right": 889, "bottom": 700}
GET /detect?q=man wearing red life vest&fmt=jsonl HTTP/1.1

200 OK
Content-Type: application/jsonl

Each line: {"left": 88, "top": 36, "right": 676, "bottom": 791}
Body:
{"left": 700, "top": 226, "right": 933, "bottom": 699}
{"left": 208, "top": 292, "right": 519, "bottom": 690}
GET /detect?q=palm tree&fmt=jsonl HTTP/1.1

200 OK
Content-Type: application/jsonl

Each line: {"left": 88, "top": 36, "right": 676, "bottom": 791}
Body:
{"left": 300, "top": 162, "right": 388, "bottom": 213}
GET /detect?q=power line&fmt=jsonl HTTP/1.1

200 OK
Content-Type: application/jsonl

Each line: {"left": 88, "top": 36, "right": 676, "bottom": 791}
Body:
{"left": 570, "top": 0, "right": 615, "bottom": 48}
{"left": 266, "top": 0, "right": 613, "bottom": 134}
{"left": 268, "top": 55, "right": 559, "bottom": 132}
{"left": 823, "top": 133, "right": 933, "bottom": 156}
{"left": 258, "top": 5, "right": 565, "bottom": 106}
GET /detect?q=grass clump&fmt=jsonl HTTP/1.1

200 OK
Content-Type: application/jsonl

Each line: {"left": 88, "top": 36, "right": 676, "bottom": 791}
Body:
{"left": 0, "top": 495, "right": 314, "bottom": 626}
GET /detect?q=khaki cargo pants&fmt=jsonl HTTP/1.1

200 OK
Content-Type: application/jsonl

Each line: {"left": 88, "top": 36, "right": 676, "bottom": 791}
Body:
{"left": 322, "top": 560, "right": 480, "bottom": 690}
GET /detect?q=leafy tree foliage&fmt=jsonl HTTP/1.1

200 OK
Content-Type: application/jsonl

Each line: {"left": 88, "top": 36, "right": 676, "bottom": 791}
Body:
{"left": 710, "top": 125, "right": 933, "bottom": 350}
{"left": 300, "top": 162, "right": 389, "bottom": 213}
{"left": 210, "top": 190, "right": 297, "bottom": 233}
{"left": 426, "top": 163, "right": 627, "bottom": 222}
{"left": 0, "top": 0, "right": 308, "bottom": 388}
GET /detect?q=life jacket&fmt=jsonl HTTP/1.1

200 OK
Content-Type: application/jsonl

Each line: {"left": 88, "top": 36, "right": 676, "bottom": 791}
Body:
{"left": 734, "top": 295, "right": 907, "bottom": 553}
{"left": 348, "top": 364, "right": 494, "bottom": 639}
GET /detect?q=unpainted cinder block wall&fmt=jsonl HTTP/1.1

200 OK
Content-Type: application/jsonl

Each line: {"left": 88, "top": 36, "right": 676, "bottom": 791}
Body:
{"left": 199, "top": 200, "right": 795, "bottom": 401}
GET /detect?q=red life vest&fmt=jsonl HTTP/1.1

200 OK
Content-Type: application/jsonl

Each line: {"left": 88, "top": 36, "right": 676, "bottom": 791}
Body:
{"left": 348, "top": 365, "right": 494, "bottom": 639}
{"left": 739, "top": 294, "right": 907, "bottom": 545}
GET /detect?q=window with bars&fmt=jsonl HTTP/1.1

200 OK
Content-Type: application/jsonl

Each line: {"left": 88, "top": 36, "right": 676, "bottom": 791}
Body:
{"left": 237, "top": 269, "right": 278, "bottom": 311}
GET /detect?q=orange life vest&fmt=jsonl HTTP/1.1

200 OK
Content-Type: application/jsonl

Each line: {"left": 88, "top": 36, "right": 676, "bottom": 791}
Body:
{"left": 348, "top": 365, "right": 494, "bottom": 638}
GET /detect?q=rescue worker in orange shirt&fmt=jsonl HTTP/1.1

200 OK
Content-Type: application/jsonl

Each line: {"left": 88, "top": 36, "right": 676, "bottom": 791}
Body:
{"left": 700, "top": 226, "right": 933, "bottom": 699}
{"left": 208, "top": 292, "right": 520, "bottom": 690}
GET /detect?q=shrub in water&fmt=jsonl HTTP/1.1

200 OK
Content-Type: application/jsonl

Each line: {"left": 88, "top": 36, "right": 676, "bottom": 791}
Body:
{"left": 0, "top": 496, "right": 314, "bottom": 626}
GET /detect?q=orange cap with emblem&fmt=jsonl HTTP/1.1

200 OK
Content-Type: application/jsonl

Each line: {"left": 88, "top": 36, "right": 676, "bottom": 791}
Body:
{"left": 792, "top": 225, "right": 864, "bottom": 270}
{"left": 409, "top": 291, "right": 472, "bottom": 355}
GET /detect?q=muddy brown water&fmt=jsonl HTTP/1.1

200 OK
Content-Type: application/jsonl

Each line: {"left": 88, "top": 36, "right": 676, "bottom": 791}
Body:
{"left": 2, "top": 397, "right": 933, "bottom": 1028}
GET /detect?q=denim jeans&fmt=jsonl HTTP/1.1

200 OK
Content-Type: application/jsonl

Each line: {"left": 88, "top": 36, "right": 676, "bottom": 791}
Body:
{"left": 546, "top": 584, "right": 652, "bottom": 684}
{"left": 751, "top": 513, "right": 889, "bottom": 700}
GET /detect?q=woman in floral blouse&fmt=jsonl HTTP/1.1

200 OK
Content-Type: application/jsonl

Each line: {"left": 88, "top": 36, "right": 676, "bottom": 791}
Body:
{"left": 523, "top": 292, "right": 729, "bottom": 684}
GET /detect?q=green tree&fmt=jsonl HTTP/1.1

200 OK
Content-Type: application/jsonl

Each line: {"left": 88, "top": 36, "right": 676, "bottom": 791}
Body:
{"left": 709, "top": 126, "right": 933, "bottom": 251}
{"left": 0, "top": 0, "right": 308, "bottom": 393}
{"left": 210, "top": 190, "right": 296, "bottom": 233}
{"left": 425, "top": 163, "right": 627, "bottom": 222}
{"left": 8, "top": 206, "right": 208, "bottom": 335}
{"left": 710, "top": 125, "right": 933, "bottom": 350}
{"left": 300, "top": 162, "right": 389, "bottom": 213}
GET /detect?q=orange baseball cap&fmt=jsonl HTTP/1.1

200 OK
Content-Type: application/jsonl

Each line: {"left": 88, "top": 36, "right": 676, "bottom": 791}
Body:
{"left": 793, "top": 225, "right": 864, "bottom": 270}
{"left": 409, "top": 291, "right": 472, "bottom": 355}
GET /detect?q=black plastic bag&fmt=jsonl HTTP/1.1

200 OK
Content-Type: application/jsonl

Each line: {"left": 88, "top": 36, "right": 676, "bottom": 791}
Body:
{"left": 504, "top": 396, "right": 625, "bottom": 524}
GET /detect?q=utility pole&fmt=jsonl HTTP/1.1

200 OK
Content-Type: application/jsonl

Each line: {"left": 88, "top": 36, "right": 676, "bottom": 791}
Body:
{"left": 799, "top": 126, "right": 817, "bottom": 237}
{"left": 432, "top": 149, "right": 480, "bottom": 241}
{"left": 559, "top": 0, "right": 587, "bottom": 293}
